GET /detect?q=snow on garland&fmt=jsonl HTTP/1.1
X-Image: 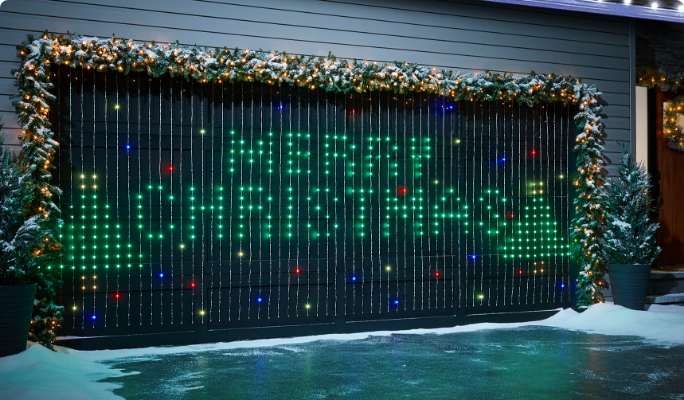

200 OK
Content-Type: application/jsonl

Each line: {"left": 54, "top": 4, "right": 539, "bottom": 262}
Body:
{"left": 12, "top": 31, "right": 607, "bottom": 311}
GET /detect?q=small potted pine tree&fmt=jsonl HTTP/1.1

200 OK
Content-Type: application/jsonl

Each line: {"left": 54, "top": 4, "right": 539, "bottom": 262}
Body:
{"left": 0, "top": 117, "right": 59, "bottom": 356}
{"left": 603, "top": 148, "right": 660, "bottom": 311}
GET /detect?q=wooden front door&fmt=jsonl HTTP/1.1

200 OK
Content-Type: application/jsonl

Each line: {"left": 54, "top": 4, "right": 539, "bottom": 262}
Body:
{"left": 655, "top": 89, "right": 684, "bottom": 266}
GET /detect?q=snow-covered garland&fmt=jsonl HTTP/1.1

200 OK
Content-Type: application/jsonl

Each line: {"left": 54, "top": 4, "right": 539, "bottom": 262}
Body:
{"left": 637, "top": 68, "right": 684, "bottom": 153}
{"left": 12, "top": 32, "right": 607, "bottom": 311}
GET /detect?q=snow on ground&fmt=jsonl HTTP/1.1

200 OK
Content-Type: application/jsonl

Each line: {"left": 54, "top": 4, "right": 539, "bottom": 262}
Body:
{"left": 1, "top": 303, "right": 683, "bottom": 400}
{"left": 0, "top": 342, "right": 134, "bottom": 400}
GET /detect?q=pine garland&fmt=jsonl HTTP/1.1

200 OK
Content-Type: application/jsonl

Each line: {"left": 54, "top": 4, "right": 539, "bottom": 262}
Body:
{"left": 637, "top": 68, "right": 684, "bottom": 153}
{"left": 10, "top": 31, "right": 608, "bottom": 326}
{"left": 663, "top": 96, "right": 684, "bottom": 152}
{"left": 637, "top": 67, "right": 684, "bottom": 93}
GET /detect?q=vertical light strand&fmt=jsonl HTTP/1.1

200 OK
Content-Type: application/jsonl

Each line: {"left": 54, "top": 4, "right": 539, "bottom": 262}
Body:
{"left": 219, "top": 81, "right": 225, "bottom": 322}
{"left": 546, "top": 100, "right": 551, "bottom": 303}
{"left": 137, "top": 74, "right": 142, "bottom": 326}
{"left": 269, "top": 84, "right": 276, "bottom": 320}
{"left": 525, "top": 105, "right": 530, "bottom": 304}
{"left": 198, "top": 79, "right": 207, "bottom": 325}
{"left": 411, "top": 94, "right": 416, "bottom": 311}
{"left": 516, "top": 103, "right": 521, "bottom": 305}
{"left": 400, "top": 93, "right": 406, "bottom": 312}
{"left": 552, "top": 100, "right": 557, "bottom": 301}
{"left": 471, "top": 101, "right": 476, "bottom": 308}
{"left": 394, "top": 91, "right": 399, "bottom": 312}
{"left": 227, "top": 82, "right": 234, "bottom": 322}
{"left": 256, "top": 82, "right": 262, "bottom": 320}
{"left": 267, "top": 82, "right": 272, "bottom": 320}
{"left": 80, "top": 68, "right": 85, "bottom": 330}
{"left": 178, "top": 77, "right": 184, "bottom": 325}
{"left": 343, "top": 92, "right": 348, "bottom": 317}
{"left": 479, "top": 101, "right": 484, "bottom": 307}
{"left": 190, "top": 79, "right": 196, "bottom": 322}
{"left": 114, "top": 70, "right": 120, "bottom": 329}
{"left": 442, "top": 97, "right": 446, "bottom": 310}
{"left": 456, "top": 100, "right": 460, "bottom": 309}
{"left": 452, "top": 99, "right": 457, "bottom": 309}
{"left": 418, "top": 92, "right": 423, "bottom": 311}
{"left": 210, "top": 83, "right": 215, "bottom": 322}
{"left": 325, "top": 91, "right": 330, "bottom": 317}
{"left": 502, "top": 101, "right": 507, "bottom": 306}
{"left": 281, "top": 85, "right": 288, "bottom": 319}
{"left": 126, "top": 73, "right": 132, "bottom": 326}
{"left": 69, "top": 69, "right": 75, "bottom": 328}
{"left": 427, "top": 95, "right": 433, "bottom": 310}
{"left": 532, "top": 102, "right": 538, "bottom": 304}
{"left": 350, "top": 92, "right": 356, "bottom": 316}
{"left": 170, "top": 75, "right": 174, "bottom": 324}
{"left": 246, "top": 82, "right": 252, "bottom": 320}
{"left": 303, "top": 86, "right": 308, "bottom": 316}
{"left": 237, "top": 81, "right": 243, "bottom": 321}
{"left": 492, "top": 102, "right": 497, "bottom": 307}
{"left": 561, "top": 104, "right": 572, "bottom": 297}
{"left": 97, "top": 69, "right": 106, "bottom": 328}
{"left": 158, "top": 74, "right": 163, "bottom": 322}
{"left": 148, "top": 76, "right": 153, "bottom": 325}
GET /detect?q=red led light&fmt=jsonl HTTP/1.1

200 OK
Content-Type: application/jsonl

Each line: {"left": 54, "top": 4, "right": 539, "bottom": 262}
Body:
{"left": 168, "top": 166, "right": 174, "bottom": 171}
{"left": 190, "top": 282, "right": 196, "bottom": 288}
{"left": 518, "top": 270, "right": 524, "bottom": 275}
{"left": 294, "top": 268, "right": 301, "bottom": 274}
{"left": 115, "top": 293, "right": 120, "bottom": 299}
{"left": 508, "top": 213, "right": 515, "bottom": 219}
{"left": 434, "top": 271, "right": 441, "bottom": 278}
{"left": 397, "top": 186, "right": 409, "bottom": 196}
{"left": 530, "top": 150, "right": 537, "bottom": 156}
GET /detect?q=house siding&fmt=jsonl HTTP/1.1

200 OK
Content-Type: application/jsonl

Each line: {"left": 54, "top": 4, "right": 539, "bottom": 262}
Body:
{"left": 0, "top": 0, "right": 632, "bottom": 174}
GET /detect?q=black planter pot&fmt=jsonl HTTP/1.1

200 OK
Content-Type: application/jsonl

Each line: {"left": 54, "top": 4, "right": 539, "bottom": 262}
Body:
{"left": 607, "top": 264, "right": 651, "bottom": 311}
{"left": 0, "top": 284, "right": 37, "bottom": 357}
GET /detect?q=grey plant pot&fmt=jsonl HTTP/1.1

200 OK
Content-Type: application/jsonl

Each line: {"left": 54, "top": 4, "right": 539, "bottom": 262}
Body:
{"left": 606, "top": 264, "right": 651, "bottom": 311}
{"left": 0, "top": 284, "right": 37, "bottom": 357}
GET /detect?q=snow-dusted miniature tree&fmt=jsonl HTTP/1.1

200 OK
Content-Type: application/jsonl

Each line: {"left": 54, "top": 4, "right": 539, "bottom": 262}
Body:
{"left": 0, "top": 117, "right": 63, "bottom": 349}
{"left": 603, "top": 148, "right": 660, "bottom": 265}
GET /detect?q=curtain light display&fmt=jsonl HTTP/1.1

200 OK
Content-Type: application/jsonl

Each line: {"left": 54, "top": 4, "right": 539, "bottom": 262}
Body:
{"left": 12, "top": 32, "right": 607, "bottom": 339}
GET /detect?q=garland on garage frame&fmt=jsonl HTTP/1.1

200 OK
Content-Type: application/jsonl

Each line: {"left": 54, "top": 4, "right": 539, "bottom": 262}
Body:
{"left": 637, "top": 67, "right": 684, "bottom": 152}
{"left": 11, "top": 32, "right": 607, "bottom": 346}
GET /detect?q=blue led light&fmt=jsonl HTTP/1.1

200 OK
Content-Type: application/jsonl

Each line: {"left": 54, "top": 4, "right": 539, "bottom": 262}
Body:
{"left": 351, "top": 275, "right": 357, "bottom": 282}
{"left": 470, "top": 255, "right": 477, "bottom": 260}
{"left": 393, "top": 299, "right": 400, "bottom": 305}
{"left": 500, "top": 157, "right": 507, "bottom": 162}
{"left": 126, "top": 144, "right": 131, "bottom": 150}
{"left": 159, "top": 272, "right": 164, "bottom": 278}
{"left": 561, "top": 284, "right": 566, "bottom": 288}
{"left": 91, "top": 315, "right": 96, "bottom": 320}
{"left": 257, "top": 297, "right": 263, "bottom": 303}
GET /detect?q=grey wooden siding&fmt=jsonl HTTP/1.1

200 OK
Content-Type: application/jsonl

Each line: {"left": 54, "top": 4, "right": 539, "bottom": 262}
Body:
{"left": 0, "top": 0, "right": 631, "bottom": 173}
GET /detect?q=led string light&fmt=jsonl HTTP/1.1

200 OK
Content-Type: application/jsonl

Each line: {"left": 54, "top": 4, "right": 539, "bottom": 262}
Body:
{"left": 14, "top": 34, "right": 600, "bottom": 340}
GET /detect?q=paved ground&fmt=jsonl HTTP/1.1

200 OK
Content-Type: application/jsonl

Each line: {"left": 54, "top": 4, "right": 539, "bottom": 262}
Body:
{"left": 104, "top": 326, "right": 684, "bottom": 399}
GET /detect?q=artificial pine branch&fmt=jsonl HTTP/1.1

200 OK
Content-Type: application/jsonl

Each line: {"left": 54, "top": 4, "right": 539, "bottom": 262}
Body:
{"left": 603, "top": 148, "right": 660, "bottom": 265}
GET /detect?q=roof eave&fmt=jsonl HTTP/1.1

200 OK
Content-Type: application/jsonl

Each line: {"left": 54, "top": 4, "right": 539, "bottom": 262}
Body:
{"left": 480, "top": 0, "right": 684, "bottom": 23}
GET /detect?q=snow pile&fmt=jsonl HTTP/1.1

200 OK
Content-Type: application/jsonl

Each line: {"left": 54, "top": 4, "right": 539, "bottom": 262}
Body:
{"left": 536, "top": 303, "right": 684, "bottom": 345}
{"left": 0, "top": 343, "right": 133, "bottom": 400}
